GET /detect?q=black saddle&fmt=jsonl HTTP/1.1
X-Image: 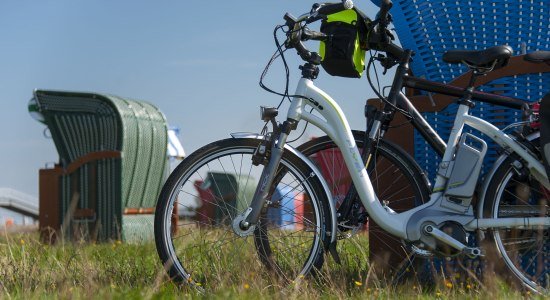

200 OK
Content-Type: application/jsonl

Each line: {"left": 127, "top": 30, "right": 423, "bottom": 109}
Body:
{"left": 442, "top": 45, "right": 513, "bottom": 70}
{"left": 524, "top": 51, "right": 550, "bottom": 63}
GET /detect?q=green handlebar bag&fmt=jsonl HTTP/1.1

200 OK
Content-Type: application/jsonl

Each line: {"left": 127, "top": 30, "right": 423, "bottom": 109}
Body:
{"left": 319, "top": 9, "right": 369, "bottom": 78}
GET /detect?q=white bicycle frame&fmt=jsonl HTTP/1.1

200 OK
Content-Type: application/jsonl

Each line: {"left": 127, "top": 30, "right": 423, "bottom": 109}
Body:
{"left": 289, "top": 77, "right": 550, "bottom": 240}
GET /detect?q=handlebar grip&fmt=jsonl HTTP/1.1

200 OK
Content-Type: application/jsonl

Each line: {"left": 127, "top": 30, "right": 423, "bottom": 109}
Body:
{"left": 317, "top": 1, "right": 354, "bottom": 16}
{"left": 379, "top": 0, "right": 393, "bottom": 25}
{"left": 308, "top": 31, "right": 327, "bottom": 41}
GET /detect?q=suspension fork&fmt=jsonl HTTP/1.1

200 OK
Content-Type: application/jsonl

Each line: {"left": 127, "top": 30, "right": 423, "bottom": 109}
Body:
{"left": 336, "top": 93, "right": 403, "bottom": 221}
{"left": 363, "top": 50, "right": 413, "bottom": 171}
{"left": 240, "top": 120, "right": 296, "bottom": 229}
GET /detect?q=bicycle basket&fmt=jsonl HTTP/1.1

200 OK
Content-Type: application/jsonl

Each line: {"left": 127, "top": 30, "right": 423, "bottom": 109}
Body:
{"left": 319, "top": 8, "right": 369, "bottom": 78}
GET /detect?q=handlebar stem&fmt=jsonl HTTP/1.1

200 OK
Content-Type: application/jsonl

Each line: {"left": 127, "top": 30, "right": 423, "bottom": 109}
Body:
{"left": 386, "top": 49, "right": 413, "bottom": 106}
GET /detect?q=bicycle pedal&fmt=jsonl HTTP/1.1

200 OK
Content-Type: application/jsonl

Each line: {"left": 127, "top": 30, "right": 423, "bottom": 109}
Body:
{"left": 266, "top": 200, "right": 281, "bottom": 208}
{"left": 462, "top": 246, "right": 483, "bottom": 259}
{"left": 337, "top": 232, "right": 352, "bottom": 240}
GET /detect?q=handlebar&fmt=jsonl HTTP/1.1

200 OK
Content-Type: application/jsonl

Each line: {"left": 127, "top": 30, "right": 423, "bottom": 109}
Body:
{"left": 367, "top": 0, "right": 407, "bottom": 61}
{"left": 284, "top": 0, "right": 407, "bottom": 66}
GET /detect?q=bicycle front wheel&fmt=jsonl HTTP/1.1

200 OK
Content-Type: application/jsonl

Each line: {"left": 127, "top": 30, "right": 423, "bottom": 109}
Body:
{"left": 154, "top": 138, "right": 329, "bottom": 290}
{"left": 483, "top": 141, "right": 549, "bottom": 293}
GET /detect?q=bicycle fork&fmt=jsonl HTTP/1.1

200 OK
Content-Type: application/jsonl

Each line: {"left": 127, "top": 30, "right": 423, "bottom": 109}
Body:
{"left": 232, "top": 118, "right": 295, "bottom": 235}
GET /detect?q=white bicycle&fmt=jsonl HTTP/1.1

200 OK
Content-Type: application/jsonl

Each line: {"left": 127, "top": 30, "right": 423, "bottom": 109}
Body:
{"left": 155, "top": 0, "right": 549, "bottom": 293}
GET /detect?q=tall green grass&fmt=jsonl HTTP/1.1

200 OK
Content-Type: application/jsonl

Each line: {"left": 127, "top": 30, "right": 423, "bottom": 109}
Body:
{"left": 0, "top": 230, "right": 540, "bottom": 299}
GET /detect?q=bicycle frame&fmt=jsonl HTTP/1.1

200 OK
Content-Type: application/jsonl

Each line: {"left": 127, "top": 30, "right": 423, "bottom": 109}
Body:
{"left": 238, "top": 5, "right": 550, "bottom": 254}
{"left": 290, "top": 76, "right": 550, "bottom": 241}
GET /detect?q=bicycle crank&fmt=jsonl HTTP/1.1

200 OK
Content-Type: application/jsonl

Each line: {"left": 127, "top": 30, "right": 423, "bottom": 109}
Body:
{"left": 423, "top": 224, "right": 483, "bottom": 258}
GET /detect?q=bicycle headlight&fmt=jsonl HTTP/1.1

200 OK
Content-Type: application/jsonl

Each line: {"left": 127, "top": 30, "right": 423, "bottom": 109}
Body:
{"left": 260, "top": 106, "right": 278, "bottom": 121}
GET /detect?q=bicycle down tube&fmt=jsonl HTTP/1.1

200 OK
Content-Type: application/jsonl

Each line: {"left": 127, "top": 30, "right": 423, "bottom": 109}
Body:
{"left": 292, "top": 77, "right": 412, "bottom": 239}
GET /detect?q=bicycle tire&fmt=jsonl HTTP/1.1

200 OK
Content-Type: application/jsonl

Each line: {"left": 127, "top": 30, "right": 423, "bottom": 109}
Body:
{"left": 297, "top": 130, "right": 431, "bottom": 273}
{"left": 154, "top": 138, "right": 329, "bottom": 289}
{"left": 482, "top": 137, "right": 549, "bottom": 293}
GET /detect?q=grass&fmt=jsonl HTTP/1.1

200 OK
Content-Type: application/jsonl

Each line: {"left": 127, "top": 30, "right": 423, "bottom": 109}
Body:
{"left": 0, "top": 229, "right": 543, "bottom": 299}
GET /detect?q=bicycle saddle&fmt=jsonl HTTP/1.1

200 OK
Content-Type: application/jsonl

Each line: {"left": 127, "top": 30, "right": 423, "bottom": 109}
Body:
{"left": 524, "top": 51, "right": 550, "bottom": 63}
{"left": 442, "top": 45, "right": 513, "bottom": 70}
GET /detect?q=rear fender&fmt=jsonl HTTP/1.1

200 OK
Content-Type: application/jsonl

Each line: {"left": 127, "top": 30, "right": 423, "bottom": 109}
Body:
{"left": 476, "top": 131, "right": 540, "bottom": 219}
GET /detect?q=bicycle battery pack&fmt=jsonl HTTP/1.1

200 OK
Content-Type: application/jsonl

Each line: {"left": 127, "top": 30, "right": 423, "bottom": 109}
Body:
{"left": 441, "top": 133, "right": 487, "bottom": 212}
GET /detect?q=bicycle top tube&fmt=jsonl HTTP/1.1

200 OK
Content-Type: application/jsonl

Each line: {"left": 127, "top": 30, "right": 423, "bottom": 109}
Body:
{"left": 402, "top": 75, "right": 526, "bottom": 109}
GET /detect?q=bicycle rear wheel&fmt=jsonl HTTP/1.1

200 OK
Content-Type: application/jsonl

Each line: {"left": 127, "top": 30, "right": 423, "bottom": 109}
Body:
{"left": 154, "top": 138, "right": 329, "bottom": 290}
{"left": 483, "top": 141, "right": 549, "bottom": 293}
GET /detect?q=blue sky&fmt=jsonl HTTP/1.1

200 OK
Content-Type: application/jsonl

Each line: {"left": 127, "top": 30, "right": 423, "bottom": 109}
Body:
{"left": 0, "top": 1, "right": 387, "bottom": 198}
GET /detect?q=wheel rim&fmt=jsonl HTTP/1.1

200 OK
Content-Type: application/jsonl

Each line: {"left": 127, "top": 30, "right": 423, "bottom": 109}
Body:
{"left": 161, "top": 145, "right": 322, "bottom": 288}
{"left": 492, "top": 169, "right": 549, "bottom": 293}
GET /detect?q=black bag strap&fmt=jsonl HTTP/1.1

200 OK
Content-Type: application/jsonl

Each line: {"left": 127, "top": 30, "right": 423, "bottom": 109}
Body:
{"left": 353, "top": 8, "right": 371, "bottom": 49}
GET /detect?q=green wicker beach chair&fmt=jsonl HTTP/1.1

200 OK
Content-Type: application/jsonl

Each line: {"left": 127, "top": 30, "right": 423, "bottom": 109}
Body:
{"left": 32, "top": 90, "right": 168, "bottom": 243}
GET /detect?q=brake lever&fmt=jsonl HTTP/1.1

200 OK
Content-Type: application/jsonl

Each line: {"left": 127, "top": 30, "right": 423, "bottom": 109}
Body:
{"left": 375, "top": 54, "right": 397, "bottom": 75}
{"left": 386, "top": 12, "right": 393, "bottom": 25}
{"left": 374, "top": 11, "right": 394, "bottom": 43}
{"left": 284, "top": 18, "right": 302, "bottom": 49}
{"left": 302, "top": 27, "right": 327, "bottom": 41}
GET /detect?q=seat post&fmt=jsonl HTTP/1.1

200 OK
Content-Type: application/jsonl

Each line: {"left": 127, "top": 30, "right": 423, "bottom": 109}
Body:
{"left": 467, "top": 70, "right": 480, "bottom": 89}
{"left": 459, "top": 70, "right": 483, "bottom": 107}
